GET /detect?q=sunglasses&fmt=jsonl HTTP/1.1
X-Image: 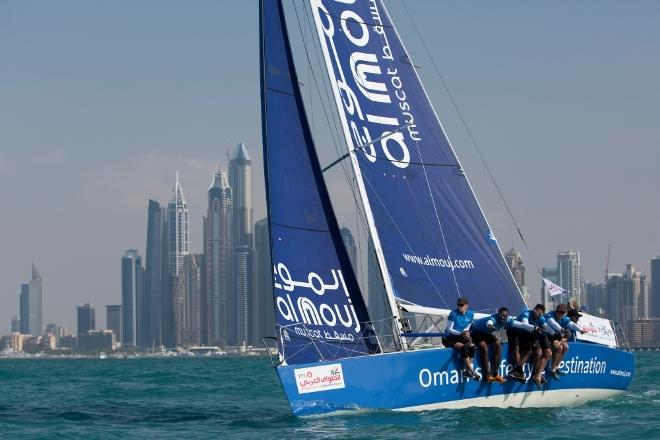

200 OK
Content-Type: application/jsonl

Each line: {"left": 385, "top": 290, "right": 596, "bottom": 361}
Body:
{"left": 457, "top": 303, "right": 466, "bottom": 307}
{"left": 556, "top": 310, "right": 566, "bottom": 315}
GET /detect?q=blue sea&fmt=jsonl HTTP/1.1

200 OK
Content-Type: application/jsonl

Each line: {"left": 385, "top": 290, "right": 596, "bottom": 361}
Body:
{"left": 0, "top": 352, "right": 658, "bottom": 439}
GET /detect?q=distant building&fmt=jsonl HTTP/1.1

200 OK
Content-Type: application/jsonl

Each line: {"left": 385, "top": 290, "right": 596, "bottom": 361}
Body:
{"left": 204, "top": 169, "right": 233, "bottom": 346}
{"left": 10, "top": 315, "right": 19, "bottom": 333}
{"left": 340, "top": 227, "right": 357, "bottom": 269}
{"left": 505, "top": 248, "right": 529, "bottom": 304}
{"left": 175, "top": 253, "right": 202, "bottom": 347}
{"left": 367, "top": 235, "right": 394, "bottom": 349}
{"left": 76, "top": 303, "right": 96, "bottom": 336}
{"left": 254, "top": 218, "right": 276, "bottom": 341}
{"left": 106, "top": 305, "right": 122, "bottom": 342}
{"left": 651, "top": 256, "right": 660, "bottom": 318}
{"left": 165, "top": 172, "right": 190, "bottom": 347}
{"left": 144, "top": 199, "right": 168, "bottom": 348}
{"left": 78, "top": 330, "right": 115, "bottom": 353}
{"left": 584, "top": 282, "right": 607, "bottom": 317}
{"left": 630, "top": 318, "right": 660, "bottom": 347}
{"left": 121, "top": 249, "right": 142, "bottom": 348}
{"left": 557, "top": 251, "right": 582, "bottom": 304}
{"left": 234, "top": 245, "right": 255, "bottom": 346}
{"left": 540, "top": 266, "right": 558, "bottom": 310}
{"left": 19, "top": 263, "right": 43, "bottom": 336}
{"left": 229, "top": 142, "right": 253, "bottom": 248}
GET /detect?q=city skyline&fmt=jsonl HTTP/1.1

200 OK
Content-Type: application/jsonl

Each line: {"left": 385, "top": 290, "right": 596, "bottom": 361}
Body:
{"left": 2, "top": 1, "right": 660, "bottom": 330}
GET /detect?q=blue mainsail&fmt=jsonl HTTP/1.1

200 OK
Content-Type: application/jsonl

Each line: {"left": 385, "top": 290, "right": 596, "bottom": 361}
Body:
{"left": 260, "top": 0, "right": 379, "bottom": 365}
{"left": 311, "top": 0, "right": 526, "bottom": 313}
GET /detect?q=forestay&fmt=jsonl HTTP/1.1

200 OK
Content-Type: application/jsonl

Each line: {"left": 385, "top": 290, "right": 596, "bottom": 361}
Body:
{"left": 310, "top": 0, "right": 526, "bottom": 313}
{"left": 260, "top": 0, "right": 379, "bottom": 365}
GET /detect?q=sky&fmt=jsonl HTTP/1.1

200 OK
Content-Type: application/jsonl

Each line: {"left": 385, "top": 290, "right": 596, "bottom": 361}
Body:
{"left": 1, "top": 1, "right": 659, "bottom": 332}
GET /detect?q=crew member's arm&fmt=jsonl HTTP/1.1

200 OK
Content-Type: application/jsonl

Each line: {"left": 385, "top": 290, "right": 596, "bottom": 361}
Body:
{"left": 445, "top": 319, "right": 461, "bottom": 336}
{"left": 546, "top": 317, "right": 562, "bottom": 334}
{"left": 512, "top": 319, "right": 534, "bottom": 332}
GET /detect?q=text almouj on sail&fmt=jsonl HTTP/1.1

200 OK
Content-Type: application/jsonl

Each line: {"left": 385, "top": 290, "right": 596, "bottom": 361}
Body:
{"left": 259, "top": 0, "right": 634, "bottom": 416}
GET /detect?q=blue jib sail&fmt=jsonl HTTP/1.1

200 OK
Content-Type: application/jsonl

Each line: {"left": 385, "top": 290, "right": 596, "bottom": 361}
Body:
{"left": 260, "top": 0, "right": 379, "bottom": 365}
{"left": 311, "top": 0, "right": 526, "bottom": 313}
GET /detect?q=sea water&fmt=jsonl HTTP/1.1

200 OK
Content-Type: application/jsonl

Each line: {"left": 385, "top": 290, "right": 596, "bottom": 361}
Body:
{"left": 0, "top": 352, "right": 658, "bottom": 439}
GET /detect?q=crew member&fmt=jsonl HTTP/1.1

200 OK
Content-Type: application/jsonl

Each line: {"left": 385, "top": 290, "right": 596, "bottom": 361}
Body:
{"left": 471, "top": 307, "right": 515, "bottom": 384}
{"left": 508, "top": 304, "right": 553, "bottom": 388}
{"left": 443, "top": 297, "right": 480, "bottom": 380}
{"left": 544, "top": 304, "right": 579, "bottom": 379}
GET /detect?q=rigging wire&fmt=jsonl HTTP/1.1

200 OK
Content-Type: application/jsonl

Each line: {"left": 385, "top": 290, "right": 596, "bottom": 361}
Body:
{"left": 398, "top": 0, "right": 545, "bottom": 279}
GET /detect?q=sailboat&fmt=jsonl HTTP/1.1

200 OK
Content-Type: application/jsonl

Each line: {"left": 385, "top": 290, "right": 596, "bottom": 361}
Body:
{"left": 260, "top": 0, "right": 634, "bottom": 416}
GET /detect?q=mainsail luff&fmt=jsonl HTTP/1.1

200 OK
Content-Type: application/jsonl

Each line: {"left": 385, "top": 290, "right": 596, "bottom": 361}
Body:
{"left": 260, "top": 0, "right": 379, "bottom": 365}
{"left": 309, "top": 0, "right": 527, "bottom": 315}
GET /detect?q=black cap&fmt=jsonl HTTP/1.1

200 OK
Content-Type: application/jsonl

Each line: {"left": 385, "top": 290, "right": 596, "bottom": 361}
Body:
{"left": 567, "top": 309, "right": 583, "bottom": 319}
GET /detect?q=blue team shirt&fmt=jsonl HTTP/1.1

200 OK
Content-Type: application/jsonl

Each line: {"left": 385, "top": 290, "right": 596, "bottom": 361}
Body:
{"left": 545, "top": 311, "right": 570, "bottom": 327}
{"left": 447, "top": 309, "right": 474, "bottom": 332}
{"left": 516, "top": 309, "right": 547, "bottom": 327}
{"left": 473, "top": 314, "right": 514, "bottom": 333}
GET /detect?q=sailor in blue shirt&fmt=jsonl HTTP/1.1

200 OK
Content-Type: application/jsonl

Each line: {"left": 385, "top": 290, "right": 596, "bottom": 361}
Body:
{"left": 507, "top": 304, "right": 553, "bottom": 387}
{"left": 443, "top": 297, "right": 480, "bottom": 380}
{"left": 470, "top": 307, "right": 516, "bottom": 383}
{"left": 544, "top": 305, "right": 584, "bottom": 379}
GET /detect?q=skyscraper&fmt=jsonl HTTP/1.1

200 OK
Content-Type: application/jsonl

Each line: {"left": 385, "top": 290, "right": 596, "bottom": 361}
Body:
{"left": 234, "top": 245, "right": 255, "bottom": 346}
{"left": 175, "top": 253, "right": 202, "bottom": 347}
{"left": 340, "top": 227, "right": 357, "bottom": 269}
{"left": 121, "top": 249, "right": 142, "bottom": 348}
{"left": 10, "top": 316, "right": 20, "bottom": 333}
{"left": 229, "top": 142, "right": 253, "bottom": 248}
{"left": 651, "top": 256, "right": 660, "bottom": 318}
{"left": 76, "top": 303, "right": 96, "bottom": 336}
{"left": 19, "top": 263, "right": 43, "bottom": 336}
{"left": 144, "top": 199, "right": 168, "bottom": 348}
{"left": 254, "top": 218, "right": 276, "bottom": 341}
{"left": 165, "top": 172, "right": 190, "bottom": 347}
{"left": 540, "top": 266, "right": 558, "bottom": 310}
{"left": 204, "top": 168, "right": 233, "bottom": 346}
{"left": 505, "top": 248, "right": 528, "bottom": 303}
{"left": 106, "top": 305, "right": 122, "bottom": 342}
{"left": 168, "top": 171, "right": 190, "bottom": 275}
{"left": 557, "top": 250, "right": 582, "bottom": 304}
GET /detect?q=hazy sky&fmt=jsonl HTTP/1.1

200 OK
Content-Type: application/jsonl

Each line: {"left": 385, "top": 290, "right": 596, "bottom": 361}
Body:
{"left": 2, "top": 1, "right": 659, "bottom": 332}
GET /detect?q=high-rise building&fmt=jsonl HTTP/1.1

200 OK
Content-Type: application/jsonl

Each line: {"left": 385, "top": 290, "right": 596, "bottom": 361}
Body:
{"left": 106, "top": 305, "right": 122, "bottom": 342}
{"left": 340, "top": 227, "right": 357, "bottom": 269}
{"left": 584, "top": 282, "right": 607, "bottom": 317}
{"left": 144, "top": 199, "right": 168, "bottom": 348}
{"left": 540, "top": 266, "right": 558, "bottom": 310}
{"left": 165, "top": 172, "right": 190, "bottom": 347}
{"left": 254, "top": 218, "right": 276, "bottom": 341}
{"left": 10, "top": 315, "right": 19, "bottom": 333}
{"left": 19, "top": 263, "right": 43, "bottom": 336}
{"left": 367, "top": 236, "right": 394, "bottom": 349}
{"left": 505, "top": 248, "right": 529, "bottom": 303}
{"left": 234, "top": 245, "right": 255, "bottom": 346}
{"left": 229, "top": 142, "right": 253, "bottom": 248}
{"left": 606, "top": 273, "right": 624, "bottom": 324}
{"left": 76, "top": 303, "right": 96, "bottom": 336}
{"left": 651, "top": 256, "right": 660, "bottom": 318}
{"left": 175, "top": 253, "right": 202, "bottom": 347}
{"left": 204, "top": 168, "right": 233, "bottom": 346}
{"left": 121, "top": 249, "right": 142, "bottom": 348}
{"left": 557, "top": 251, "right": 582, "bottom": 304}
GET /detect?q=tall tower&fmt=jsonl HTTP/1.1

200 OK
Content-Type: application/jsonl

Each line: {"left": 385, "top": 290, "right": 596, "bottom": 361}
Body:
{"left": 340, "top": 227, "right": 357, "bottom": 269}
{"left": 165, "top": 172, "right": 190, "bottom": 347}
{"left": 76, "top": 303, "right": 96, "bottom": 336}
{"left": 106, "top": 305, "right": 122, "bottom": 342}
{"left": 229, "top": 143, "right": 253, "bottom": 248}
{"left": 175, "top": 253, "right": 202, "bottom": 347}
{"left": 557, "top": 250, "right": 582, "bottom": 304}
{"left": 505, "top": 248, "right": 529, "bottom": 303}
{"left": 144, "top": 199, "right": 168, "bottom": 348}
{"left": 168, "top": 171, "right": 190, "bottom": 275}
{"left": 19, "top": 263, "right": 43, "bottom": 336}
{"left": 204, "top": 169, "right": 233, "bottom": 346}
{"left": 121, "top": 249, "right": 142, "bottom": 348}
{"left": 651, "top": 256, "right": 660, "bottom": 318}
{"left": 254, "top": 218, "right": 275, "bottom": 342}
